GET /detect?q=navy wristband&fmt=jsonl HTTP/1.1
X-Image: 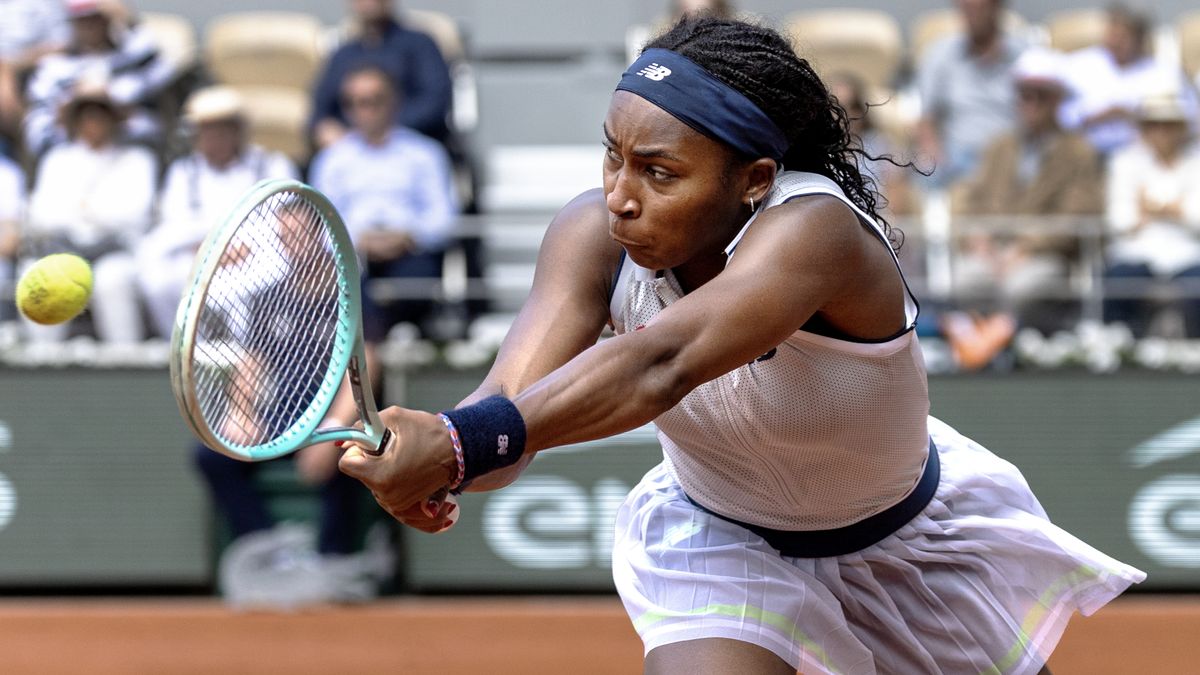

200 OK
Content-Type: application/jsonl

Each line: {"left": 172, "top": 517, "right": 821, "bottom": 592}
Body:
{"left": 440, "top": 395, "right": 527, "bottom": 483}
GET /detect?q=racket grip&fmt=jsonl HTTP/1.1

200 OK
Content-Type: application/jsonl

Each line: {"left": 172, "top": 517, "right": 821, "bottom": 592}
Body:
{"left": 366, "top": 427, "right": 392, "bottom": 457}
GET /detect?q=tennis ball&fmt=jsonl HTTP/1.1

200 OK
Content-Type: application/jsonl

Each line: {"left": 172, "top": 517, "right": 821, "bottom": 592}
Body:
{"left": 15, "top": 253, "right": 93, "bottom": 325}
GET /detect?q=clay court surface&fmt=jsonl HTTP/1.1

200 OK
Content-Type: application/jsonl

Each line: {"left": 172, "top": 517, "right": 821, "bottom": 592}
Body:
{"left": 0, "top": 594, "right": 1196, "bottom": 673}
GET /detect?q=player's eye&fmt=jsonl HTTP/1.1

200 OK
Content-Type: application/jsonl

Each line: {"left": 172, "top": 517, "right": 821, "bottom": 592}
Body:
{"left": 646, "top": 166, "right": 674, "bottom": 181}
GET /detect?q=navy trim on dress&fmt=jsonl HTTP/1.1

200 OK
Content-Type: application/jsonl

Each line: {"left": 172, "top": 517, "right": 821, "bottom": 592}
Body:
{"left": 607, "top": 248, "right": 627, "bottom": 306}
{"left": 684, "top": 438, "right": 940, "bottom": 558}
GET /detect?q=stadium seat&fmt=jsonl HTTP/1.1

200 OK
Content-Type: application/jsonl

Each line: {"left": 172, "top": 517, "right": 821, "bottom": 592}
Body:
{"left": 1046, "top": 8, "right": 1108, "bottom": 53}
{"left": 403, "top": 9, "right": 466, "bottom": 63}
{"left": 786, "top": 9, "right": 903, "bottom": 90}
{"left": 1178, "top": 12, "right": 1200, "bottom": 80}
{"left": 231, "top": 85, "right": 312, "bottom": 165}
{"left": 204, "top": 12, "right": 325, "bottom": 90}
{"left": 138, "top": 11, "right": 198, "bottom": 82}
{"left": 908, "top": 7, "right": 1029, "bottom": 65}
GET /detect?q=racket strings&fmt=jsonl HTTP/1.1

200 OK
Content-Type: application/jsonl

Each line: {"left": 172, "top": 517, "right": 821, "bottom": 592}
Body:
{"left": 190, "top": 192, "right": 348, "bottom": 448}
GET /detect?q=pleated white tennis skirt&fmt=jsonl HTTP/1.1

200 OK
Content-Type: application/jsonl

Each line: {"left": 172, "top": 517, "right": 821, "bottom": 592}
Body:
{"left": 612, "top": 416, "right": 1146, "bottom": 674}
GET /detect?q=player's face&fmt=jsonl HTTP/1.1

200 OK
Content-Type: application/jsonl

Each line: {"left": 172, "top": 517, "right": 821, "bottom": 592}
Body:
{"left": 602, "top": 91, "right": 749, "bottom": 272}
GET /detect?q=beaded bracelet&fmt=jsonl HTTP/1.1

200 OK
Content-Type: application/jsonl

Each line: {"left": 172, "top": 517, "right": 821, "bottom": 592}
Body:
{"left": 436, "top": 412, "right": 466, "bottom": 491}
{"left": 440, "top": 395, "right": 527, "bottom": 484}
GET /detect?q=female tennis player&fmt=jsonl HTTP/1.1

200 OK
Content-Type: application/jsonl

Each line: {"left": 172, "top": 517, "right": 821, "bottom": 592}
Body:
{"left": 339, "top": 17, "right": 1144, "bottom": 674}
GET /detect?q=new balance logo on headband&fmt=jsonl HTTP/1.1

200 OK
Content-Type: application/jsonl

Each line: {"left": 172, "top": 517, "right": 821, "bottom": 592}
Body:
{"left": 636, "top": 63, "right": 672, "bottom": 81}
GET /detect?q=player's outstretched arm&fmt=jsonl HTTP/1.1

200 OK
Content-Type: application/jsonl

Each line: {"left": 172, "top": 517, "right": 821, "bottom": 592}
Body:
{"left": 451, "top": 189, "right": 622, "bottom": 491}
{"left": 341, "top": 195, "right": 893, "bottom": 514}
{"left": 339, "top": 189, "right": 620, "bottom": 502}
{"left": 463, "top": 188, "right": 621, "bottom": 402}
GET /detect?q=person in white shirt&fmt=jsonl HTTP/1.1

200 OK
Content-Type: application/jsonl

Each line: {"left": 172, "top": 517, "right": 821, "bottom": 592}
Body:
{"left": 23, "top": 79, "right": 156, "bottom": 342}
{"left": 22, "top": 0, "right": 173, "bottom": 157}
{"left": 137, "top": 86, "right": 297, "bottom": 339}
{"left": 1061, "top": 3, "right": 1197, "bottom": 158}
{"left": 1103, "top": 88, "right": 1200, "bottom": 337}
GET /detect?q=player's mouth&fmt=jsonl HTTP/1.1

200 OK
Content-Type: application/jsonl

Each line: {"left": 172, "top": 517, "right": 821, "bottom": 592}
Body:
{"left": 611, "top": 234, "right": 642, "bottom": 250}
{"left": 609, "top": 222, "right": 643, "bottom": 250}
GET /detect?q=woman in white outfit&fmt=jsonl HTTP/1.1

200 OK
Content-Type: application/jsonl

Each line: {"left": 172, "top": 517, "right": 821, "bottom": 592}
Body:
{"left": 137, "top": 86, "right": 297, "bottom": 339}
{"left": 339, "top": 17, "right": 1144, "bottom": 674}
{"left": 23, "top": 80, "right": 155, "bottom": 342}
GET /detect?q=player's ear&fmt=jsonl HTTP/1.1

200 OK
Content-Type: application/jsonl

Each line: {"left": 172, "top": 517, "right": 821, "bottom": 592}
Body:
{"left": 743, "top": 157, "right": 777, "bottom": 208}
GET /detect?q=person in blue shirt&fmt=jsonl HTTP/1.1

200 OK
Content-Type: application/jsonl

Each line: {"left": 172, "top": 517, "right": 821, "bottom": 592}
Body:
{"left": 309, "top": 0, "right": 452, "bottom": 150}
{"left": 309, "top": 63, "right": 459, "bottom": 343}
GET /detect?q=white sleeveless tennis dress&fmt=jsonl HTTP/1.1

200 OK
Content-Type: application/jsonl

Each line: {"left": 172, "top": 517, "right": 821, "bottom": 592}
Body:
{"left": 609, "top": 171, "right": 1145, "bottom": 674}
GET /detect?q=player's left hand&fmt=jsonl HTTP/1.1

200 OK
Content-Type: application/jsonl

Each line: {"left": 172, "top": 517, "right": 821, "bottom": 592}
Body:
{"left": 374, "top": 494, "right": 459, "bottom": 533}
{"left": 338, "top": 406, "right": 458, "bottom": 522}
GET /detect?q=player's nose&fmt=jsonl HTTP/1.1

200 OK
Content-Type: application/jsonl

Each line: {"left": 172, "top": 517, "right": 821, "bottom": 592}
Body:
{"left": 605, "top": 172, "right": 640, "bottom": 220}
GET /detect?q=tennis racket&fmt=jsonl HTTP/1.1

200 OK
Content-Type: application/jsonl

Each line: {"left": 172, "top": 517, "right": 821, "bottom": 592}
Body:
{"left": 170, "top": 179, "right": 392, "bottom": 461}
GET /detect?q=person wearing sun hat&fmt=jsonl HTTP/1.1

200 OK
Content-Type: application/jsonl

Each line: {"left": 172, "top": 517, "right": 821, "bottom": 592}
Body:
{"left": 1061, "top": 3, "right": 1197, "bottom": 159}
{"left": 153, "top": 87, "right": 385, "bottom": 610}
{"left": 943, "top": 46, "right": 1103, "bottom": 362}
{"left": 1103, "top": 84, "right": 1200, "bottom": 337}
{"left": 136, "top": 85, "right": 297, "bottom": 340}
{"left": 22, "top": 0, "right": 172, "bottom": 157}
{"left": 20, "top": 75, "right": 156, "bottom": 343}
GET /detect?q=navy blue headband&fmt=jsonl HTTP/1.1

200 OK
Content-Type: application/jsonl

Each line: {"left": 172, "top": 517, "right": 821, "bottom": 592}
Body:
{"left": 615, "top": 48, "right": 789, "bottom": 162}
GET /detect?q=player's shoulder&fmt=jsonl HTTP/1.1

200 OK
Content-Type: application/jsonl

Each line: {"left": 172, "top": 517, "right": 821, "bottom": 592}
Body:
{"left": 541, "top": 189, "right": 622, "bottom": 264}
{"left": 768, "top": 192, "right": 863, "bottom": 236}
{"left": 554, "top": 188, "right": 609, "bottom": 225}
{"left": 740, "top": 192, "right": 876, "bottom": 268}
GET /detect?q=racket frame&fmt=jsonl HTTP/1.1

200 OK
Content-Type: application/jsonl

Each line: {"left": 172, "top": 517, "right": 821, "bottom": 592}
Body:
{"left": 170, "top": 179, "right": 391, "bottom": 461}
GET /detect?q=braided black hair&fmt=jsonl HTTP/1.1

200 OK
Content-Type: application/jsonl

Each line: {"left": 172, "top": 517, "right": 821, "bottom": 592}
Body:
{"left": 645, "top": 16, "right": 899, "bottom": 240}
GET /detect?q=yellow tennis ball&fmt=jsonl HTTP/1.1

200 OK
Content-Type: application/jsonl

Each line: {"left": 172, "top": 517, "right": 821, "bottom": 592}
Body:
{"left": 15, "top": 253, "right": 93, "bottom": 325}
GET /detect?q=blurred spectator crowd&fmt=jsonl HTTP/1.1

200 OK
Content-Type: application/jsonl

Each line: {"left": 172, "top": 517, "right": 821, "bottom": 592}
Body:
{"left": 677, "top": 0, "right": 1200, "bottom": 371}
{"left": 2, "top": 0, "right": 1200, "bottom": 375}
{"left": 0, "top": 0, "right": 484, "bottom": 609}
{"left": 3, "top": 0, "right": 1199, "bottom": 606}
{"left": 0, "top": 0, "right": 476, "bottom": 348}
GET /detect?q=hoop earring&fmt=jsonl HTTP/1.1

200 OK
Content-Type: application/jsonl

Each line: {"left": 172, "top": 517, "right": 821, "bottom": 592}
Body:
{"left": 749, "top": 196, "right": 756, "bottom": 212}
